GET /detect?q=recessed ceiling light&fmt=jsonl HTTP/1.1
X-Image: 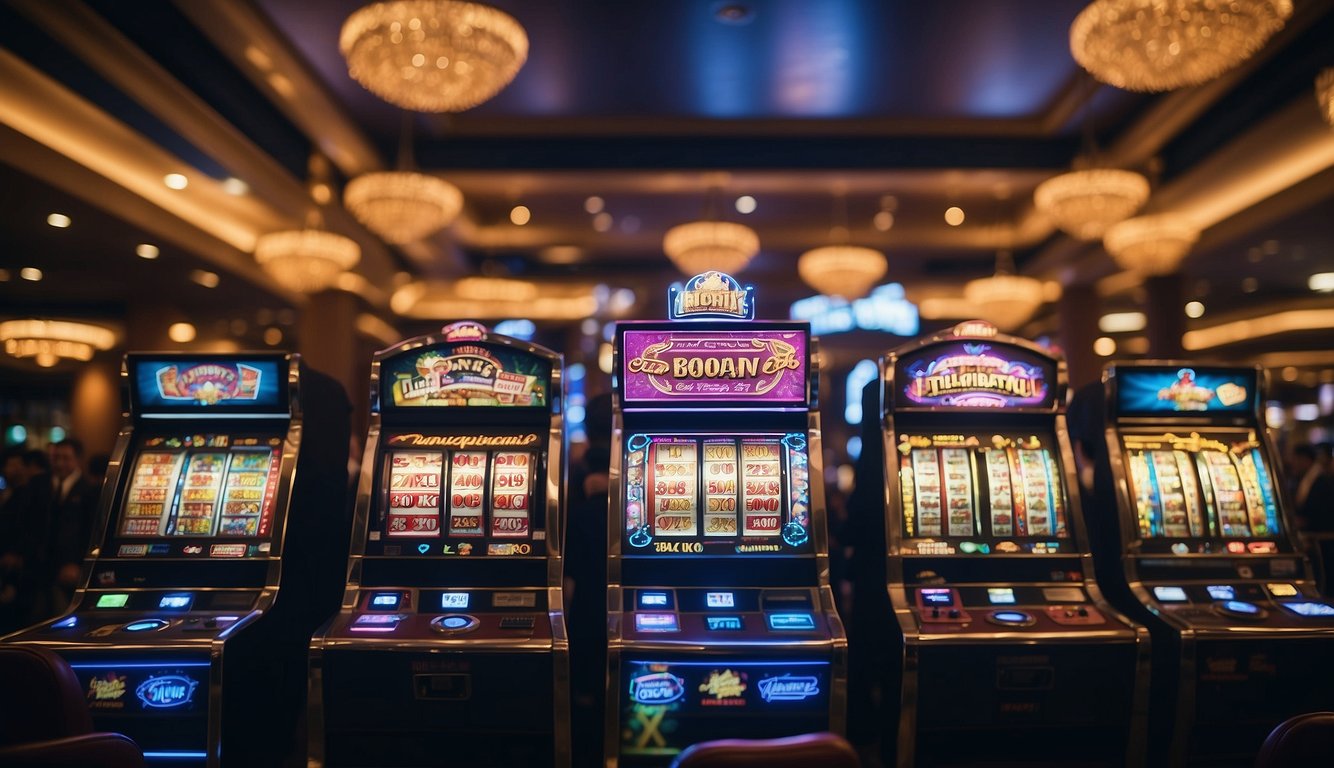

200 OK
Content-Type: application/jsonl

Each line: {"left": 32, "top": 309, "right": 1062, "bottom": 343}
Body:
{"left": 873, "top": 211, "right": 894, "bottom": 231}
{"left": 263, "top": 327, "right": 283, "bottom": 346}
{"left": 944, "top": 206, "right": 965, "bottom": 226}
{"left": 510, "top": 205, "right": 531, "bottom": 226}
{"left": 136, "top": 244, "right": 160, "bottom": 260}
{"left": 584, "top": 196, "right": 605, "bottom": 214}
{"left": 1098, "top": 311, "right": 1147, "bottom": 333}
{"left": 1093, "top": 336, "right": 1116, "bottom": 356}
{"left": 19, "top": 267, "right": 42, "bottom": 282}
{"left": 46, "top": 213, "right": 71, "bottom": 228}
{"left": 1309, "top": 273, "right": 1334, "bottom": 292}
{"left": 1241, "top": 277, "right": 1259, "bottom": 293}
{"left": 221, "top": 177, "right": 249, "bottom": 196}
{"left": 167, "top": 322, "right": 196, "bottom": 343}
{"left": 164, "top": 173, "right": 188, "bottom": 190}
{"left": 190, "top": 269, "right": 219, "bottom": 288}
{"left": 592, "top": 212, "right": 613, "bottom": 232}
{"left": 1184, "top": 301, "right": 1205, "bottom": 318}
{"left": 735, "top": 195, "right": 757, "bottom": 214}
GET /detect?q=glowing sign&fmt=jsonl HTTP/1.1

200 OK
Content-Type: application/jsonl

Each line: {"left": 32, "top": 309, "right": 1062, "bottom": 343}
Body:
{"left": 86, "top": 673, "right": 127, "bottom": 708}
{"left": 158, "top": 594, "right": 192, "bottom": 610}
{"left": 767, "top": 613, "right": 816, "bottom": 631}
{"left": 136, "top": 674, "right": 200, "bottom": 709}
{"left": 383, "top": 343, "right": 550, "bottom": 408}
{"left": 441, "top": 593, "right": 470, "bottom": 609}
{"left": 629, "top": 672, "right": 686, "bottom": 705}
{"left": 706, "top": 616, "right": 743, "bottom": 631}
{"left": 900, "top": 342, "right": 1051, "bottom": 408}
{"left": 1114, "top": 366, "right": 1257, "bottom": 415}
{"left": 758, "top": 674, "right": 821, "bottom": 702}
{"left": 154, "top": 363, "right": 262, "bottom": 404}
{"left": 97, "top": 594, "right": 129, "bottom": 608}
{"left": 622, "top": 330, "right": 807, "bottom": 403}
{"left": 669, "top": 271, "right": 755, "bottom": 320}
{"left": 706, "top": 592, "right": 735, "bottom": 608}
{"left": 698, "top": 669, "right": 748, "bottom": 703}
{"left": 789, "top": 283, "right": 918, "bottom": 336}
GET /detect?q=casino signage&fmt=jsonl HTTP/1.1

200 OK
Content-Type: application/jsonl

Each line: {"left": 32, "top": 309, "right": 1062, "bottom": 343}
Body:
{"left": 623, "top": 331, "right": 806, "bottom": 402}
{"left": 629, "top": 671, "right": 686, "bottom": 705}
{"left": 383, "top": 342, "right": 549, "bottom": 409}
{"left": 669, "top": 271, "right": 755, "bottom": 321}
{"left": 901, "top": 342, "right": 1051, "bottom": 409}
{"left": 156, "top": 363, "right": 261, "bottom": 404}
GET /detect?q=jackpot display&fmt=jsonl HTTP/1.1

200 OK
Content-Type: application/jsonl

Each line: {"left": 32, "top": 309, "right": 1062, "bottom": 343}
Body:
{"left": 309, "top": 322, "right": 569, "bottom": 768}
{"left": 1096, "top": 363, "right": 1334, "bottom": 764}
{"left": 3, "top": 353, "right": 350, "bottom": 766}
{"left": 876, "top": 323, "right": 1148, "bottom": 768}
{"left": 607, "top": 272, "right": 846, "bottom": 767}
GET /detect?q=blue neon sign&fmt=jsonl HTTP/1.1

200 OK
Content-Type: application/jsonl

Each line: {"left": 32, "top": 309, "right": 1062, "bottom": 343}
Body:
{"left": 136, "top": 674, "right": 200, "bottom": 709}
{"left": 789, "top": 283, "right": 919, "bottom": 336}
{"left": 629, "top": 672, "right": 686, "bottom": 705}
{"left": 758, "top": 674, "right": 821, "bottom": 702}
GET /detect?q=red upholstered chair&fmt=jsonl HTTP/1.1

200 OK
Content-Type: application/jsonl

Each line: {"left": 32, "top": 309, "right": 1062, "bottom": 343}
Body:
{"left": 670, "top": 732, "right": 861, "bottom": 768}
{"left": 0, "top": 645, "right": 144, "bottom": 768}
{"left": 1255, "top": 712, "right": 1334, "bottom": 768}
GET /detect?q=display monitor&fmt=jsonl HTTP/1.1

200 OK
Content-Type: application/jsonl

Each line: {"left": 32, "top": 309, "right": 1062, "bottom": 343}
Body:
{"left": 621, "top": 433, "right": 812, "bottom": 556}
{"left": 379, "top": 342, "right": 550, "bottom": 409}
{"left": 1115, "top": 367, "right": 1258, "bottom": 415}
{"left": 895, "top": 340, "right": 1057, "bottom": 410}
{"left": 1154, "top": 586, "right": 1189, "bottom": 602}
{"left": 1120, "top": 430, "right": 1280, "bottom": 540}
{"left": 114, "top": 434, "right": 283, "bottom": 547}
{"left": 129, "top": 357, "right": 286, "bottom": 413}
{"left": 895, "top": 432, "right": 1070, "bottom": 551}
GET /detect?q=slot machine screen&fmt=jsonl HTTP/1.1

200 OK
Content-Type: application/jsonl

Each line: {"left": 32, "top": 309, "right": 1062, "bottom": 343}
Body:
{"left": 129, "top": 357, "right": 286, "bottom": 413}
{"left": 1119, "top": 429, "right": 1281, "bottom": 542}
{"left": 895, "top": 432, "right": 1071, "bottom": 553}
{"left": 112, "top": 434, "right": 283, "bottom": 554}
{"left": 1115, "top": 367, "right": 1258, "bottom": 415}
{"left": 621, "top": 433, "right": 812, "bottom": 556}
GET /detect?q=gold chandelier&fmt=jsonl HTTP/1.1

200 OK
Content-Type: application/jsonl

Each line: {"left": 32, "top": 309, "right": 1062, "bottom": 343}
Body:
{"left": 1318, "top": 69, "right": 1334, "bottom": 127}
{"left": 662, "top": 221, "right": 760, "bottom": 276}
{"left": 454, "top": 275, "right": 539, "bottom": 301}
{"left": 962, "top": 252, "right": 1045, "bottom": 331}
{"left": 340, "top": 0, "right": 528, "bottom": 112}
{"left": 344, "top": 171, "right": 463, "bottom": 243}
{"left": 1033, "top": 168, "right": 1150, "bottom": 240}
{"left": 254, "top": 229, "right": 361, "bottom": 294}
{"left": 1071, "top": 0, "right": 1292, "bottom": 92}
{"left": 1103, "top": 213, "right": 1200, "bottom": 275}
{"left": 797, "top": 245, "right": 887, "bottom": 300}
{"left": 1, "top": 319, "right": 116, "bottom": 367}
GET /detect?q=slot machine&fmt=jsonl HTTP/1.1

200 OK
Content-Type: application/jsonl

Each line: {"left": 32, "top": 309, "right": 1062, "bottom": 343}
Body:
{"left": 308, "top": 321, "right": 569, "bottom": 768}
{"left": 880, "top": 321, "right": 1149, "bottom": 767}
{"left": 606, "top": 271, "right": 847, "bottom": 767}
{"left": 3, "top": 352, "right": 350, "bottom": 766}
{"left": 1097, "top": 362, "right": 1334, "bottom": 765}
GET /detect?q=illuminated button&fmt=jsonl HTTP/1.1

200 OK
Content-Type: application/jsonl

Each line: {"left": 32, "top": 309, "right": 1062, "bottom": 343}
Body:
{"left": 1214, "top": 600, "right": 1266, "bottom": 620}
{"left": 430, "top": 614, "right": 479, "bottom": 634}
{"left": 123, "top": 619, "right": 170, "bottom": 633}
{"left": 767, "top": 613, "right": 816, "bottom": 631}
{"left": 51, "top": 616, "right": 78, "bottom": 629}
{"left": 985, "top": 610, "right": 1036, "bottom": 627}
{"left": 705, "top": 616, "right": 744, "bottom": 631}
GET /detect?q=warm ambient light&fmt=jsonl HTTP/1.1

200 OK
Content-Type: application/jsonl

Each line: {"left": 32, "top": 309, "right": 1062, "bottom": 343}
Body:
{"left": 1093, "top": 336, "right": 1117, "bottom": 357}
{"left": 1185, "top": 301, "right": 1205, "bottom": 318}
{"left": 0, "top": 319, "right": 116, "bottom": 368}
{"left": 797, "top": 245, "right": 888, "bottom": 300}
{"left": 135, "top": 244, "right": 160, "bottom": 260}
{"left": 584, "top": 196, "right": 604, "bottom": 214}
{"left": 263, "top": 327, "right": 283, "bottom": 346}
{"left": 944, "top": 206, "right": 965, "bottom": 226}
{"left": 222, "top": 177, "right": 250, "bottom": 196}
{"left": 46, "top": 213, "right": 71, "bottom": 228}
{"left": 1183, "top": 309, "right": 1334, "bottom": 350}
{"left": 190, "top": 270, "right": 220, "bottom": 288}
{"left": 1103, "top": 213, "right": 1200, "bottom": 275}
{"left": 592, "top": 212, "right": 613, "bottom": 232}
{"left": 735, "top": 195, "right": 757, "bottom": 214}
{"left": 344, "top": 171, "right": 463, "bottom": 243}
{"left": 1098, "top": 311, "right": 1147, "bottom": 333}
{"left": 454, "top": 276, "right": 538, "bottom": 302}
{"left": 1309, "top": 273, "right": 1334, "bottom": 292}
{"left": 1318, "top": 69, "right": 1334, "bottom": 127}
{"left": 1033, "top": 169, "right": 1149, "bottom": 241}
{"left": 509, "top": 205, "right": 531, "bottom": 226}
{"left": 873, "top": 211, "right": 894, "bottom": 232}
{"left": 340, "top": 0, "right": 529, "bottom": 112}
{"left": 962, "top": 273, "right": 1044, "bottom": 331}
{"left": 253, "top": 230, "right": 361, "bottom": 294}
{"left": 662, "top": 220, "right": 760, "bottom": 276}
{"left": 167, "top": 322, "right": 197, "bottom": 343}
{"left": 20, "top": 267, "right": 42, "bottom": 282}
{"left": 163, "top": 173, "right": 188, "bottom": 190}
{"left": 1071, "top": 0, "right": 1292, "bottom": 92}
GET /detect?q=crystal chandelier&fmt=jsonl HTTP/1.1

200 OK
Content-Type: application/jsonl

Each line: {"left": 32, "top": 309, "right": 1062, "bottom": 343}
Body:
{"left": 0, "top": 319, "right": 116, "bottom": 367}
{"left": 662, "top": 221, "right": 760, "bottom": 276}
{"left": 1103, "top": 213, "right": 1199, "bottom": 275}
{"left": 454, "top": 276, "right": 538, "bottom": 301}
{"left": 1318, "top": 69, "right": 1334, "bottom": 127}
{"left": 797, "top": 245, "right": 888, "bottom": 300}
{"left": 1071, "top": 0, "right": 1293, "bottom": 92}
{"left": 344, "top": 171, "right": 463, "bottom": 243}
{"left": 962, "top": 253, "right": 1045, "bottom": 331}
{"left": 1033, "top": 168, "right": 1150, "bottom": 240}
{"left": 254, "top": 230, "right": 361, "bottom": 294}
{"left": 340, "top": 0, "right": 528, "bottom": 112}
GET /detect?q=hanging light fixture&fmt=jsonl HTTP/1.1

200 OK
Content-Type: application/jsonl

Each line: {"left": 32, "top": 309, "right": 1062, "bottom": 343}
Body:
{"left": 798, "top": 246, "right": 887, "bottom": 300}
{"left": 345, "top": 172, "right": 463, "bottom": 243}
{"left": 1103, "top": 213, "right": 1200, "bottom": 275}
{"left": 1317, "top": 68, "right": 1334, "bottom": 127}
{"left": 962, "top": 252, "right": 1045, "bottom": 331}
{"left": 254, "top": 230, "right": 361, "bottom": 294}
{"left": 454, "top": 275, "right": 539, "bottom": 301}
{"left": 340, "top": 0, "right": 528, "bottom": 112}
{"left": 662, "top": 221, "right": 760, "bottom": 277}
{"left": 1070, "top": 0, "right": 1293, "bottom": 92}
{"left": 1033, "top": 168, "right": 1150, "bottom": 240}
{"left": 1, "top": 319, "right": 116, "bottom": 367}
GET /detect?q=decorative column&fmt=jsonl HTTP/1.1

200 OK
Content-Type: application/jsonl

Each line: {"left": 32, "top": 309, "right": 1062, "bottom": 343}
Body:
{"left": 1058, "top": 283, "right": 1102, "bottom": 390}
{"left": 1144, "top": 273, "right": 1186, "bottom": 359}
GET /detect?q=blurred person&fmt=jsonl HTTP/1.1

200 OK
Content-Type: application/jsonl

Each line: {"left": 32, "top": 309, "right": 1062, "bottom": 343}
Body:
{"left": 36, "top": 438, "right": 98, "bottom": 620}
{"left": 86, "top": 452, "right": 110, "bottom": 490}
{"left": 1291, "top": 444, "right": 1334, "bottom": 533}
{"left": 1, "top": 449, "right": 51, "bottom": 632}
{"left": 1316, "top": 442, "right": 1333, "bottom": 474}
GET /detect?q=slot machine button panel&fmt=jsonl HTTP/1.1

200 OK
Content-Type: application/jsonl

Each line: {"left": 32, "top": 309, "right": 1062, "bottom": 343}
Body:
{"left": 499, "top": 616, "right": 536, "bottom": 630}
{"left": 1213, "top": 600, "right": 1267, "bottom": 620}
{"left": 431, "top": 614, "right": 480, "bottom": 634}
{"left": 985, "top": 610, "right": 1037, "bottom": 628}
{"left": 1045, "top": 605, "right": 1106, "bottom": 626}
{"left": 122, "top": 618, "right": 171, "bottom": 633}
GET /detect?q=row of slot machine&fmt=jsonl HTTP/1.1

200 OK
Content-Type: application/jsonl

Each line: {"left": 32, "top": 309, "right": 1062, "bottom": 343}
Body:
{"left": 4, "top": 270, "right": 1333, "bottom": 767}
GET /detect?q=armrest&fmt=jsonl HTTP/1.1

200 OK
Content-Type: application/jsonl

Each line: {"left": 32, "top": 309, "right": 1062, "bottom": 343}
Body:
{"left": 0, "top": 733, "right": 144, "bottom": 768}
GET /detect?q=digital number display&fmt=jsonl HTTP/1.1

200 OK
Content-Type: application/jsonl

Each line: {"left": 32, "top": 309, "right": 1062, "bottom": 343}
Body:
{"left": 97, "top": 594, "right": 129, "bottom": 608}
{"left": 987, "top": 588, "right": 1016, "bottom": 605}
{"left": 1207, "top": 585, "right": 1235, "bottom": 600}
{"left": 441, "top": 593, "right": 470, "bottom": 609}
{"left": 1154, "top": 586, "right": 1189, "bottom": 602}
{"left": 635, "top": 613, "right": 680, "bottom": 632}
{"left": 920, "top": 589, "right": 955, "bottom": 606}
{"left": 706, "top": 592, "right": 735, "bottom": 608}
{"left": 158, "top": 594, "right": 192, "bottom": 609}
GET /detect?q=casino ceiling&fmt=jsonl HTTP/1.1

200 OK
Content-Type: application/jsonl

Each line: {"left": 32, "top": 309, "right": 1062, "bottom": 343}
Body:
{"left": 1, "top": 0, "right": 1332, "bottom": 368}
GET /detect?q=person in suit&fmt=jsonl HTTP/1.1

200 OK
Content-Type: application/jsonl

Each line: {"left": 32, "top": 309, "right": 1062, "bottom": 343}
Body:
{"left": 38, "top": 438, "right": 99, "bottom": 619}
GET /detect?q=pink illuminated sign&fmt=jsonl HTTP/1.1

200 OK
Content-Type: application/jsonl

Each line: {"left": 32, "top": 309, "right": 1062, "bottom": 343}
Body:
{"left": 622, "top": 330, "right": 807, "bottom": 404}
{"left": 899, "top": 342, "right": 1053, "bottom": 409}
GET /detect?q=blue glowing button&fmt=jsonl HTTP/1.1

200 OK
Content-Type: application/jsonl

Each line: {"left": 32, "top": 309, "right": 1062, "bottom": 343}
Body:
{"left": 639, "top": 592, "right": 670, "bottom": 608}
{"left": 705, "top": 616, "right": 744, "bottom": 631}
{"left": 158, "top": 593, "right": 193, "bottom": 610}
{"left": 1207, "top": 585, "right": 1236, "bottom": 601}
{"left": 430, "top": 614, "right": 479, "bottom": 634}
{"left": 352, "top": 614, "right": 402, "bottom": 632}
{"left": 1153, "top": 586, "right": 1189, "bottom": 603}
{"left": 1215, "top": 600, "right": 1265, "bottom": 619}
{"left": 51, "top": 616, "right": 78, "bottom": 629}
{"left": 370, "top": 593, "right": 401, "bottom": 610}
{"left": 123, "top": 619, "right": 170, "bottom": 633}
{"left": 635, "top": 613, "right": 680, "bottom": 633}
{"left": 96, "top": 593, "right": 129, "bottom": 609}
{"left": 1281, "top": 601, "right": 1334, "bottom": 617}
{"left": 986, "top": 610, "right": 1036, "bottom": 627}
{"left": 767, "top": 613, "right": 817, "bottom": 631}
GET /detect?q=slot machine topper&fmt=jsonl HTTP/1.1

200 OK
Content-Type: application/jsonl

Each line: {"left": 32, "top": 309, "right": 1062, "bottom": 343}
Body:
{"left": 1098, "top": 362, "right": 1334, "bottom": 765}
{"left": 880, "top": 322, "right": 1148, "bottom": 768}
{"left": 606, "top": 272, "right": 847, "bottom": 767}
{"left": 3, "top": 353, "right": 350, "bottom": 767}
{"left": 308, "top": 322, "right": 569, "bottom": 768}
